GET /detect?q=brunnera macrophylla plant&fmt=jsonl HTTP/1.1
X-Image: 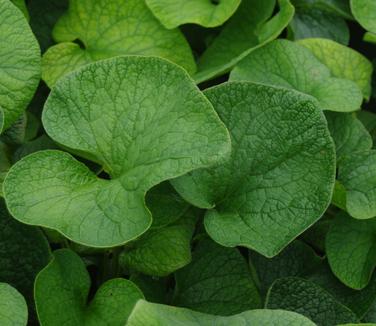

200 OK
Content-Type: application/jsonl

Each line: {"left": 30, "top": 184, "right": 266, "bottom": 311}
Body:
{"left": 1, "top": 0, "right": 376, "bottom": 325}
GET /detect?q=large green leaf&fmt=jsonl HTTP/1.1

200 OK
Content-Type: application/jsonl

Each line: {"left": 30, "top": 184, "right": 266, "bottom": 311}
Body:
{"left": 0, "top": 199, "right": 50, "bottom": 315}
{"left": 173, "top": 82, "right": 335, "bottom": 257}
{"left": 266, "top": 277, "right": 360, "bottom": 325}
{"left": 145, "top": 0, "right": 241, "bottom": 28}
{"left": 127, "top": 300, "right": 316, "bottom": 326}
{"left": 42, "top": 0, "right": 196, "bottom": 87}
{"left": 338, "top": 150, "right": 376, "bottom": 219}
{"left": 0, "top": 0, "right": 41, "bottom": 132}
{"left": 326, "top": 212, "right": 376, "bottom": 289}
{"left": 194, "top": 0, "right": 294, "bottom": 83}
{"left": 173, "top": 238, "right": 261, "bottom": 315}
{"left": 0, "top": 283, "right": 27, "bottom": 326}
{"left": 35, "top": 249, "right": 144, "bottom": 325}
{"left": 351, "top": 0, "right": 376, "bottom": 34}
{"left": 299, "top": 38, "right": 373, "bottom": 99}
{"left": 230, "top": 39, "right": 362, "bottom": 112}
{"left": 3, "top": 56, "right": 230, "bottom": 248}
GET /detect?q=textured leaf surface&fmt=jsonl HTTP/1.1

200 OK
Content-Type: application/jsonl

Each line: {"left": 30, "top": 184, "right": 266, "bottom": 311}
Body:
{"left": 338, "top": 150, "right": 376, "bottom": 219}
{"left": 325, "top": 112, "right": 372, "bottom": 160}
{"left": 173, "top": 82, "right": 335, "bottom": 257}
{"left": 351, "top": 0, "right": 376, "bottom": 34}
{"left": 42, "top": 0, "right": 195, "bottom": 87}
{"left": 174, "top": 238, "right": 261, "bottom": 315}
{"left": 0, "top": 0, "right": 40, "bottom": 131}
{"left": 231, "top": 39, "right": 362, "bottom": 112}
{"left": 0, "top": 283, "right": 27, "bottom": 326}
{"left": 145, "top": 0, "right": 241, "bottom": 28}
{"left": 299, "top": 38, "right": 373, "bottom": 99}
{"left": 4, "top": 56, "right": 230, "bottom": 248}
{"left": 266, "top": 277, "right": 359, "bottom": 325}
{"left": 326, "top": 212, "right": 376, "bottom": 289}
{"left": 194, "top": 0, "right": 294, "bottom": 83}
{"left": 0, "top": 199, "right": 50, "bottom": 315}
{"left": 35, "top": 249, "right": 144, "bottom": 326}
{"left": 128, "top": 300, "right": 316, "bottom": 326}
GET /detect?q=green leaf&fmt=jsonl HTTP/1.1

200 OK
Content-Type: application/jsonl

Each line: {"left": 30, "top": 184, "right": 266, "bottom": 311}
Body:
{"left": 266, "top": 277, "right": 360, "bottom": 325}
{"left": 0, "top": 142, "right": 11, "bottom": 197}
{"left": 173, "top": 238, "right": 261, "bottom": 315}
{"left": 41, "top": 0, "right": 195, "bottom": 87}
{"left": 324, "top": 112, "right": 372, "bottom": 160}
{"left": 129, "top": 274, "right": 170, "bottom": 304}
{"left": 326, "top": 212, "right": 376, "bottom": 289}
{"left": 230, "top": 39, "right": 362, "bottom": 112}
{"left": 0, "top": 0, "right": 41, "bottom": 132}
{"left": 351, "top": 0, "right": 376, "bottom": 34}
{"left": 289, "top": 7, "right": 350, "bottom": 45}
{"left": 11, "top": 0, "right": 29, "bottom": 20}
{"left": 4, "top": 56, "right": 230, "bottom": 248}
{"left": 194, "top": 0, "right": 294, "bottom": 83}
{"left": 250, "top": 240, "right": 323, "bottom": 294}
{"left": 299, "top": 38, "right": 373, "bottom": 99}
{"left": 145, "top": 0, "right": 241, "bottom": 29}
{"left": 292, "top": 0, "right": 353, "bottom": 19}
{"left": 173, "top": 82, "right": 335, "bottom": 257}
{"left": 119, "top": 210, "right": 197, "bottom": 276}
{"left": 127, "top": 300, "right": 317, "bottom": 326}
{"left": 358, "top": 111, "right": 376, "bottom": 147}
{"left": 0, "top": 199, "right": 50, "bottom": 315}
{"left": 0, "top": 283, "right": 27, "bottom": 326}
{"left": 338, "top": 150, "right": 376, "bottom": 219}
{"left": 35, "top": 249, "right": 144, "bottom": 325}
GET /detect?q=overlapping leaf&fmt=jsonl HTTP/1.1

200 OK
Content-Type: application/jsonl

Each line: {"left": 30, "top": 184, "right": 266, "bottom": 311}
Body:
{"left": 0, "top": 283, "right": 27, "bottom": 326}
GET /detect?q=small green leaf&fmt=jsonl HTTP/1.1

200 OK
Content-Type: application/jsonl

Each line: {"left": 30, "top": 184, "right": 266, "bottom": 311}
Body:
{"left": 194, "top": 0, "right": 294, "bottom": 83}
{"left": 127, "top": 300, "right": 317, "bottom": 326}
{"left": 35, "top": 249, "right": 144, "bottom": 326}
{"left": 326, "top": 212, "right": 376, "bottom": 289}
{"left": 4, "top": 56, "right": 230, "bottom": 248}
{"left": 41, "top": 0, "right": 195, "bottom": 87}
{"left": 0, "top": 0, "right": 41, "bottom": 131}
{"left": 173, "top": 238, "right": 261, "bottom": 315}
{"left": 299, "top": 38, "right": 373, "bottom": 99}
{"left": 0, "top": 283, "right": 27, "bottom": 326}
{"left": 145, "top": 0, "right": 241, "bottom": 29}
{"left": 266, "top": 277, "right": 360, "bottom": 325}
{"left": 173, "top": 82, "right": 335, "bottom": 257}
{"left": 351, "top": 0, "right": 376, "bottom": 34}
{"left": 231, "top": 39, "right": 362, "bottom": 112}
{"left": 338, "top": 150, "right": 376, "bottom": 219}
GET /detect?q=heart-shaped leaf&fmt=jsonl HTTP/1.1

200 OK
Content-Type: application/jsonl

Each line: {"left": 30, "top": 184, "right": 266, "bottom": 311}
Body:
{"left": 230, "top": 39, "right": 363, "bottom": 112}
{"left": 35, "top": 249, "right": 144, "bottom": 326}
{"left": 3, "top": 56, "right": 230, "bottom": 248}
{"left": 41, "top": 0, "right": 195, "bottom": 87}
{"left": 145, "top": 0, "right": 241, "bottom": 29}
{"left": 0, "top": 0, "right": 41, "bottom": 132}
{"left": 127, "top": 300, "right": 316, "bottom": 326}
{"left": 0, "top": 283, "right": 27, "bottom": 326}
{"left": 173, "top": 82, "right": 335, "bottom": 257}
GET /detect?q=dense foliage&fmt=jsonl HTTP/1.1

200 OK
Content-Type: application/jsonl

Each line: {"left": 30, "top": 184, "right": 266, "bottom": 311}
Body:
{"left": 1, "top": 0, "right": 376, "bottom": 325}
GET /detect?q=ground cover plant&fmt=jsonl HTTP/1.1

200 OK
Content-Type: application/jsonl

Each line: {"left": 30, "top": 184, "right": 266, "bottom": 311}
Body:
{"left": 2, "top": 0, "right": 376, "bottom": 325}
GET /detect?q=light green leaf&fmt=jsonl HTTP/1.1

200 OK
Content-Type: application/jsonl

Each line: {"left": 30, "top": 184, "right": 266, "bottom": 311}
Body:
{"left": 4, "top": 56, "right": 230, "bottom": 248}
{"left": 324, "top": 112, "right": 372, "bottom": 160}
{"left": 250, "top": 240, "right": 323, "bottom": 294}
{"left": 173, "top": 82, "right": 335, "bottom": 257}
{"left": 338, "top": 150, "right": 376, "bottom": 219}
{"left": 0, "top": 283, "right": 27, "bottom": 326}
{"left": 299, "top": 38, "right": 373, "bottom": 99}
{"left": 326, "top": 212, "right": 376, "bottom": 289}
{"left": 230, "top": 39, "right": 362, "bottom": 112}
{"left": 351, "top": 0, "right": 376, "bottom": 34}
{"left": 11, "top": 0, "right": 29, "bottom": 20}
{"left": 145, "top": 0, "right": 241, "bottom": 28}
{"left": 0, "top": 0, "right": 41, "bottom": 132}
{"left": 332, "top": 180, "right": 347, "bottom": 210}
{"left": 127, "top": 300, "right": 317, "bottom": 326}
{"left": 173, "top": 238, "right": 261, "bottom": 315}
{"left": 41, "top": 0, "right": 195, "bottom": 87}
{"left": 119, "top": 210, "right": 197, "bottom": 276}
{"left": 35, "top": 249, "right": 144, "bottom": 326}
{"left": 0, "top": 199, "right": 50, "bottom": 315}
{"left": 266, "top": 277, "right": 360, "bottom": 325}
{"left": 194, "top": 0, "right": 294, "bottom": 83}
{"left": 364, "top": 32, "right": 376, "bottom": 44}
